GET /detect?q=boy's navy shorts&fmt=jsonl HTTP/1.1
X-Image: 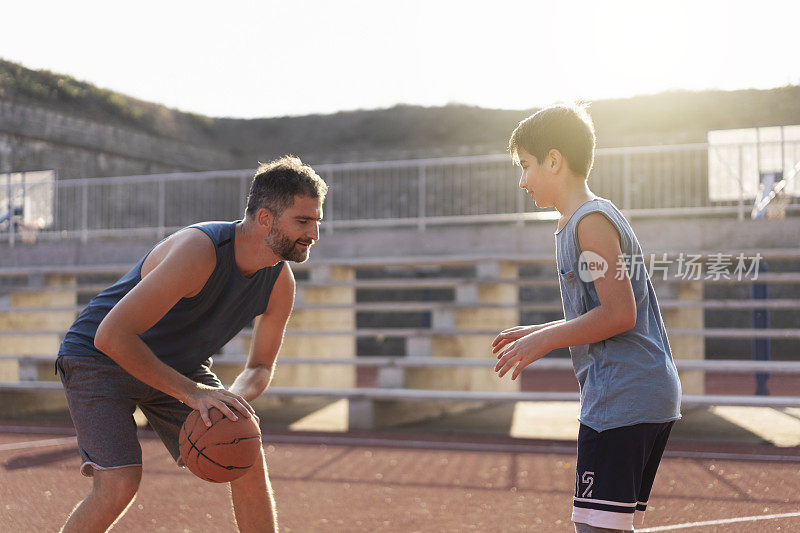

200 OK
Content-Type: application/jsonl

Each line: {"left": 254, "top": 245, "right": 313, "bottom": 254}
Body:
{"left": 572, "top": 421, "right": 674, "bottom": 531}
{"left": 56, "top": 354, "right": 222, "bottom": 477}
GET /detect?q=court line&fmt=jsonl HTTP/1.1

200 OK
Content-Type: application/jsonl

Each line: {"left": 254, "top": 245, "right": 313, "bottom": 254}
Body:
{"left": 638, "top": 511, "right": 800, "bottom": 532}
{"left": 0, "top": 436, "right": 77, "bottom": 452}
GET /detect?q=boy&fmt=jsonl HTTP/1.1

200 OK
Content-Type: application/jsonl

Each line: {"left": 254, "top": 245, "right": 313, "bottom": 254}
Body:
{"left": 492, "top": 104, "right": 681, "bottom": 532}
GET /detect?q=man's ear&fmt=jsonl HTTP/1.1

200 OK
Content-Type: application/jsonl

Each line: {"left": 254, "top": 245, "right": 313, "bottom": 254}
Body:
{"left": 256, "top": 208, "right": 274, "bottom": 230}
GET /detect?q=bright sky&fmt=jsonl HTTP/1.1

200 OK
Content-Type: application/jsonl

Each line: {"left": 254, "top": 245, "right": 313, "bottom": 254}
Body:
{"left": 2, "top": 0, "right": 799, "bottom": 118}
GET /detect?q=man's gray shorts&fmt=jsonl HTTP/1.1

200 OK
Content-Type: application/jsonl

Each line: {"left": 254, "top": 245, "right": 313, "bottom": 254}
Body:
{"left": 56, "top": 354, "right": 222, "bottom": 477}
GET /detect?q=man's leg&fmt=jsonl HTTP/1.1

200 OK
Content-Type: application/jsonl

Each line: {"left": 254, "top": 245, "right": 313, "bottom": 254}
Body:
{"left": 57, "top": 356, "right": 146, "bottom": 532}
{"left": 229, "top": 447, "right": 277, "bottom": 532}
{"left": 61, "top": 466, "right": 142, "bottom": 533}
{"left": 138, "top": 364, "right": 276, "bottom": 531}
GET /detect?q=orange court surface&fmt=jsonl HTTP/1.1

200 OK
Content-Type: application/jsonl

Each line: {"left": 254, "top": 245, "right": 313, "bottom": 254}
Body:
{"left": 1, "top": 423, "right": 799, "bottom": 532}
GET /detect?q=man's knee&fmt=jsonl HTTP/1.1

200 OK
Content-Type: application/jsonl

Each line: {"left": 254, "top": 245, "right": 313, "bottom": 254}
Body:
{"left": 92, "top": 466, "right": 142, "bottom": 510}
{"left": 230, "top": 446, "right": 267, "bottom": 484}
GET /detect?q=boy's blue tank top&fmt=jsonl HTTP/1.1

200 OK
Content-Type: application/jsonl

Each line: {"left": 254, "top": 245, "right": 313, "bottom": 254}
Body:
{"left": 555, "top": 198, "right": 681, "bottom": 432}
{"left": 59, "top": 221, "right": 285, "bottom": 374}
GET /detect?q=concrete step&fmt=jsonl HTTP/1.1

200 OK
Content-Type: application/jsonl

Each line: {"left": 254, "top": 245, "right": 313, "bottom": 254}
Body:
{"left": 0, "top": 334, "right": 61, "bottom": 356}
{"left": 9, "top": 290, "right": 77, "bottom": 308}
{"left": 2, "top": 326, "right": 800, "bottom": 340}
{"left": 0, "top": 310, "right": 77, "bottom": 331}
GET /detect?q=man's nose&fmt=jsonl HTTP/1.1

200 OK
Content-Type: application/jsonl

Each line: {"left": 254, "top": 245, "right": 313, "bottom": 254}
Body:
{"left": 309, "top": 222, "right": 320, "bottom": 241}
{"left": 519, "top": 174, "right": 527, "bottom": 190}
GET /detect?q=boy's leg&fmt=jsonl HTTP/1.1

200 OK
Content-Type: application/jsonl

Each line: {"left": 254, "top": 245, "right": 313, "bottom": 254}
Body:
{"left": 634, "top": 422, "right": 674, "bottom": 527}
{"left": 574, "top": 523, "right": 626, "bottom": 533}
{"left": 61, "top": 466, "right": 142, "bottom": 533}
{"left": 572, "top": 423, "right": 667, "bottom": 531}
{"left": 230, "top": 446, "right": 278, "bottom": 532}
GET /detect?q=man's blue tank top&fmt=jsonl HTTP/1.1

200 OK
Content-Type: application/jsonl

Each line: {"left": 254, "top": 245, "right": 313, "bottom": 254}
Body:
{"left": 59, "top": 221, "right": 285, "bottom": 374}
{"left": 555, "top": 198, "right": 681, "bottom": 432}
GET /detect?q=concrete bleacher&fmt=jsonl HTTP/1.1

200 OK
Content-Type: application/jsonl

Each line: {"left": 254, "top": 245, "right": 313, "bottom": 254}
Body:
{"left": 1, "top": 246, "right": 799, "bottom": 428}
{"left": 3, "top": 140, "right": 800, "bottom": 439}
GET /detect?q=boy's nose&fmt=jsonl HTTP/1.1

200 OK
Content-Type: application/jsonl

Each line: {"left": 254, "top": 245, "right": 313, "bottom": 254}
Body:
{"left": 519, "top": 175, "right": 527, "bottom": 190}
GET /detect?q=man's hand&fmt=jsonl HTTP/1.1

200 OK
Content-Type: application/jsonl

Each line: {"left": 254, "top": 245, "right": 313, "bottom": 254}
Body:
{"left": 494, "top": 330, "right": 554, "bottom": 380}
{"left": 183, "top": 383, "right": 256, "bottom": 427}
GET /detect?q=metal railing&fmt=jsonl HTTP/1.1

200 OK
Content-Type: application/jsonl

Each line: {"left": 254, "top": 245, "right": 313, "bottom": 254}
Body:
{"left": 3, "top": 142, "right": 800, "bottom": 243}
{"left": 1, "top": 253, "right": 798, "bottom": 412}
{"left": 3, "top": 357, "right": 799, "bottom": 408}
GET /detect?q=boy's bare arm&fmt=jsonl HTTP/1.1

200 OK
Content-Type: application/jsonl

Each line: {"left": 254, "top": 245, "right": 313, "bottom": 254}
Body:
{"left": 495, "top": 213, "right": 636, "bottom": 379}
{"left": 491, "top": 320, "right": 565, "bottom": 354}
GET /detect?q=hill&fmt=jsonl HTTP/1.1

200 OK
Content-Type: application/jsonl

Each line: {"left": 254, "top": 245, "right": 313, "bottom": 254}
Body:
{"left": 2, "top": 57, "right": 800, "bottom": 167}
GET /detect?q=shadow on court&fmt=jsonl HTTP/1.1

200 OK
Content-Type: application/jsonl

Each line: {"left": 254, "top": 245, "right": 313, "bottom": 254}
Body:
{"left": 3, "top": 447, "right": 76, "bottom": 470}
{"left": 0, "top": 427, "right": 799, "bottom": 532}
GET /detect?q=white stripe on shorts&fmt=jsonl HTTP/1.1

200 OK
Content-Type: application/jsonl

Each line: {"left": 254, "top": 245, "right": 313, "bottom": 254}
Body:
{"left": 572, "top": 507, "right": 634, "bottom": 531}
{"left": 573, "top": 496, "right": 637, "bottom": 507}
{"left": 80, "top": 460, "right": 142, "bottom": 477}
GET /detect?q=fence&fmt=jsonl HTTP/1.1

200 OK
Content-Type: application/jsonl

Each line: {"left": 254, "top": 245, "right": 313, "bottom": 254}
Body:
{"left": 3, "top": 142, "right": 800, "bottom": 243}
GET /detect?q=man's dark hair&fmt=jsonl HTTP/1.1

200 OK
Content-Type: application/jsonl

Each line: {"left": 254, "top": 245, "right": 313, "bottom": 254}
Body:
{"left": 245, "top": 155, "right": 328, "bottom": 218}
{"left": 508, "top": 103, "right": 596, "bottom": 178}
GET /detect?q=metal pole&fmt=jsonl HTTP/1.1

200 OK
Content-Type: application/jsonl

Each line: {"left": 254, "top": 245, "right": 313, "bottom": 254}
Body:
{"left": 53, "top": 170, "right": 59, "bottom": 235}
{"left": 157, "top": 178, "right": 166, "bottom": 239}
{"left": 81, "top": 181, "right": 88, "bottom": 244}
{"left": 20, "top": 171, "right": 26, "bottom": 231}
{"left": 324, "top": 170, "right": 334, "bottom": 235}
{"left": 737, "top": 144, "right": 744, "bottom": 221}
{"left": 623, "top": 153, "right": 632, "bottom": 210}
{"left": 6, "top": 172, "right": 13, "bottom": 247}
{"left": 516, "top": 168, "right": 525, "bottom": 227}
{"left": 417, "top": 164, "right": 426, "bottom": 232}
{"left": 755, "top": 128, "right": 761, "bottom": 181}
{"left": 752, "top": 261, "right": 770, "bottom": 395}
{"left": 781, "top": 126, "right": 785, "bottom": 180}
{"left": 239, "top": 174, "right": 248, "bottom": 218}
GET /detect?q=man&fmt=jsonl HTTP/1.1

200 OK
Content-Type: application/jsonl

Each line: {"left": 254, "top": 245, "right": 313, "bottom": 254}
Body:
{"left": 56, "top": 155, "right": 327, "bottom": 532}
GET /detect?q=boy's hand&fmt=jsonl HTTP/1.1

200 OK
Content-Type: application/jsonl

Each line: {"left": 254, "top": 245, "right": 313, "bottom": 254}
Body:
{"left": 494, "top": 331, "right": 552, "bottom": 380}
{"left": 492, "top": 325, "right": 544, "bottom": 354}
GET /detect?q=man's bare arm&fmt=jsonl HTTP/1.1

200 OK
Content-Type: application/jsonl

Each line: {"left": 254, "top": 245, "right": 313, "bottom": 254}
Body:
{"left": 95, "top": 230, "right": 253, "bottom": 425}
{"left": 229, "top": 265, "right": 295, "bottom": 402}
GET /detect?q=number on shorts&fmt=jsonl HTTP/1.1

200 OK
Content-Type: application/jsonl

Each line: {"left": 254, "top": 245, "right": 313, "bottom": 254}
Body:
{"left": 579, "top": 471, "right": 594, "bottom": 498}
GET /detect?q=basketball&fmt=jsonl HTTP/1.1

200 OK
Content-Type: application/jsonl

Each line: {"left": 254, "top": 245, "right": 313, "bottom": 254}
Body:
{"left": 179, "top": 408, "right": 262, "bottom": 483}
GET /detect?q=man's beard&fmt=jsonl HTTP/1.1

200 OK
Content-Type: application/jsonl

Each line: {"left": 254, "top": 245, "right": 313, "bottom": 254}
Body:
{"left": 266, "top": 226, "right": 310, "bottom": 263}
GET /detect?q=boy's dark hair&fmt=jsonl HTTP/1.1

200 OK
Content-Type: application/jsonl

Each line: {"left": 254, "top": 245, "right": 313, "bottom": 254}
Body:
{"left": 508, "top": 103, "right": 596, "bottom": 178}
{"left": 245, "top": 155, "right": 328, "bottom": 218}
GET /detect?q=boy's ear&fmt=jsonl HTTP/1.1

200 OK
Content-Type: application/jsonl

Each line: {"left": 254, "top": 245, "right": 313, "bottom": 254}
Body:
{"left": 547, "top": 149, "right": 563, "bottom": 173}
